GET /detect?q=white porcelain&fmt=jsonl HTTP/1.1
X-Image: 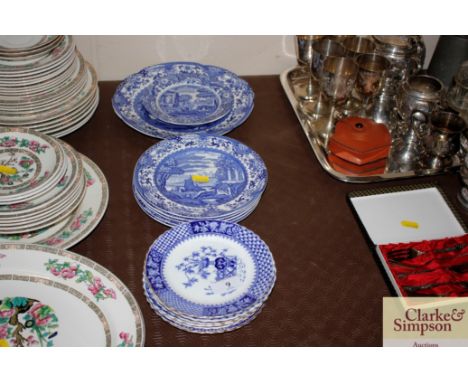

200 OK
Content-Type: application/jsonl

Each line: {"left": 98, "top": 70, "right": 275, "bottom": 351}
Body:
{"left": 0, "top": 244, "right": 145, "bottom": 346}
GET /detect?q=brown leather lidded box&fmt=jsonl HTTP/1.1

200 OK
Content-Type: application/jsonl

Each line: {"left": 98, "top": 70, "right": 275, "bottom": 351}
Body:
{"left": 328, "top": 116, "right": 391, "bottom": 175}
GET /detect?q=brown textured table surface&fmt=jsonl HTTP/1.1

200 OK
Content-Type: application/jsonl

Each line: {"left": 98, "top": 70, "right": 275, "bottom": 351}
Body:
{"left": 62, "top": 76, "right": 467, "bottom": 346}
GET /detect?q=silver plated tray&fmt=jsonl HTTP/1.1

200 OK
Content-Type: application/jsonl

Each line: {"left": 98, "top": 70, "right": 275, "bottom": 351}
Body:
{"left": 280, "top": 67, "right": 459, "bottom": 183}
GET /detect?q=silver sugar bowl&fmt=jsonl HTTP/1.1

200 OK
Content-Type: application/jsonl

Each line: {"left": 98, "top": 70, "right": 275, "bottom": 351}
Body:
{"left": 398, "top": 74, "right": 444, "bottom": 121}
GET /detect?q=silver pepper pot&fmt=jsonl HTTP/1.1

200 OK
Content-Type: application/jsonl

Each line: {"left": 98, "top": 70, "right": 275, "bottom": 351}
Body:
{"left": 388, "top": 111, "right": 428, "bottom": 172}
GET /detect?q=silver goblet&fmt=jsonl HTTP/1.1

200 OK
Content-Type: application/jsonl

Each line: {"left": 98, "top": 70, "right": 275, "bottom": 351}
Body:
{"left": 426, "top": 110, "right": 466, "bottom": 170}
{"left": 319, "top": 56, "right": 358, "bottom": 106}
{"left": 294, "top": 35, "right": 323, "bottom": 101}
{"left": 342, "top": 36, "right": 376, "bottom": 58}
{"left": 311, "top": 38, "right": 348, "bottom": 81}
{"left": 355, "top": 53, "right": 390, "bottom": 116}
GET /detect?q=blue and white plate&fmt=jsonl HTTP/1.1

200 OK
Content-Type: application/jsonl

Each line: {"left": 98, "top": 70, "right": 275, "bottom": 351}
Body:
{"left": 112, "top": 62, "right": 254, "bottom": 138}
{"left": 134, "top": 190, "right": 261, "bottom": 227}
{"left": 133, "top": 134, "right": 267, "bottom": 225}
{"left": 143, "top": 274, "right": 274, "bottom": 334}
{"left": 144, "top": 284, "right": 266, "bottom": 334}
{"left": 144, "top": 220, "right": 276, "bottom": 320}
{"left": 143, "top": 273, "right": 273, "bottom": 325}
{"left": 143, "top": 81, "right": 234, "bottom": 126}
{"left": 145, "top": 289, "right": 265, "bottom": 334}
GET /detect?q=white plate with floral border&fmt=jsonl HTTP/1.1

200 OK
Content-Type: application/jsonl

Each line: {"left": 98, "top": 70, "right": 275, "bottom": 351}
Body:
{"left": 0, "top": 127, "right": 66, "bottom": 203}
{"left": 0, "top": 36, "right": 74, "bottom": 75}
{"left": 0, "top": 154, "right": 109, "bottom": 249}
{"left": 0, "top": 244, "right": 145, "bottom": 346}
{"left": 0, "top": 141, "right": 82, "bottom": 217}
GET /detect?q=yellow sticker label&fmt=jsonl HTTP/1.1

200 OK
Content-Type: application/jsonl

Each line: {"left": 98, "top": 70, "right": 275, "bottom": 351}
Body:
{"left": 401, "top": 220, "right": 419, "bottom": 229}
{"left": 0, "top": 338, "right": 9, "bottom": 347}
{"left": 192, "top": 175, "right": 209, "bottom": 183}
{"left": 0, "top": 165, "right": 17, "bottom": 175}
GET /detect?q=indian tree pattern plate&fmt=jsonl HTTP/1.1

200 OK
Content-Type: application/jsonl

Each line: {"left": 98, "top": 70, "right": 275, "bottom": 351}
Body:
{"left": 0, "top": 38, "right": 65, "bottom": 65}
{"left": 0, "top": 51, "right": 84, "bottom": 105}
{"left": 112, "top": 61, "right": 254, "bottom": 138}
{"left": 0, "top": 128, "right": 65, "bottom": 202}
{"left": 0, "top": 277, "right": 111, "bottom": 346}
{"left": 144, "top": 220, "right": 276, "bottom": 319}
{"left": 0, "top": 154, "right": 109, "bottom": 249}
{"left": 0, "top": 36, "right": 74, "bottom": 74}
{"left": 0, "top": 175, "right": 86, "bottom": 234}
{"left": 0, "top": 54, "right": 84, "bottom": 113}
{"left": 133, "top": 134, "right": 267, "bottom": 220}
{"left": 144, "top": 80, "right": 233, "bottom": 126}
{"left": 38, "top": 154, "right": 109, "bottom": 248}
{"left": 0, "top": 142, "right": 81, "bottom": 215}
{"left": 0, "top": 36, "right": 49, "bottom": 50}
{"left": 0, "top": 244, "right": 145, "bottom": 346}
{"left": 0, "top": 62, "right": 96, "bottom": 125}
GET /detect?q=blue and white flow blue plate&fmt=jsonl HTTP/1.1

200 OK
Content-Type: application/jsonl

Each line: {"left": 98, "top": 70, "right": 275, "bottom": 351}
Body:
{"left": 144, "top": 220, "right": 276, "bottom": 321}
{"left": 144, "top": 81, "right": 234, "bottom": 126}
{"left": 112, "top": 62, "right": 254, "bottom": 138}
{"left": 133, "top": 134, "right": 267, "bottom": 225}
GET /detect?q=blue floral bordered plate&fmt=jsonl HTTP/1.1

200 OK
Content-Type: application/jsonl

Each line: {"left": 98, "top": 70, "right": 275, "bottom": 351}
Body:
{"left": 133, "top": 134, "right": 267, "bottom": 222}
{"left": 143, "top": 268, "right": 275, "bottom": 325}
{"left": 143, "top": 81, "right": 234, "bottom": 126}
{"left": 133, "top": 187, "right": 261, "bottom": 227}
{"left": 112, "top": 62, "right": 254, "bottom": 138}
{"left": 144, "top": 220, "right": 276, "bottom": 319}
{"left": 143, "top": 279, "right": 267, "bottom": 334}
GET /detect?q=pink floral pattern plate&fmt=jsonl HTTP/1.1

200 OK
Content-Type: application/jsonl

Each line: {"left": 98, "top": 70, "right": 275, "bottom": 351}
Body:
{"left": 0, "top": 154, "right": 108, "bottom": 249}
{"left": 0, "top": 128, "right": 66, "bottom": 203}
{"left": 0, "top": 244, "right": 145, "bottom": 346}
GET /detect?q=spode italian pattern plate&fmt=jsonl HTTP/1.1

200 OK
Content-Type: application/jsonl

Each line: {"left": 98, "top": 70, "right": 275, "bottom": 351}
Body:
{"left": 112, "top": 61, "right": 254, "bottom": 138}
{"left": 133, "top": 134, "right": 267, "bottom": 220}
{"left": 144, "top": 80, "right": 233, "bottom": 126}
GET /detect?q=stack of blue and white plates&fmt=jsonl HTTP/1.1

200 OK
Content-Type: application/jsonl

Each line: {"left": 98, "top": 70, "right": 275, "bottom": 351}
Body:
{"left": 133, "top": 134, "right": 267, "bottom": 227}
{"left": 143, "top": 220, "right": 276, "bottom": 334}
{"left": 112, "top": 61, "right": 254, "bottom": 139}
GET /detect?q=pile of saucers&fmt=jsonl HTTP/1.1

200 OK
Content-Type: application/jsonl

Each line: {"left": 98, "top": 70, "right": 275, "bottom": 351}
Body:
{"left": 143, "top": 220, "right": 276, "bottom": 334}
{"left": 0, "top": 127, "right": 108, "bottom": 248}
{"left": 0, "top": 36, "right": 99, "bottom": 137}
{"left": 133, "top": 134, "right": 267, "bottom": 227}
{"left": 112, "top": 61, "right": 254, "bottom": 139}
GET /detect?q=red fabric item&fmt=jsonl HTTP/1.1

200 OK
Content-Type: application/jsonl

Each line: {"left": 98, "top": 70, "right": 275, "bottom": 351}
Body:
{"left": 379, "top": 234, "right": 468, "bottom": 297}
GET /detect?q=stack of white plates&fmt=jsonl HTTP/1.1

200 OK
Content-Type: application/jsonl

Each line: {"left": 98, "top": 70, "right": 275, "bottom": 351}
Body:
{"left": 143, "top": 220, "right": 276, "bottom": 334}
{"left": 0, "top": 36, "right": 99, "bottom": 138}
{"left": 0, "top": 243, "right": 145, "bottom": 346}
{"left": 133, "top": 134, "right": 267, "bottom": 227}
{"left": 112, "top": 61, "right": 254, "bottom": 139}
{"left": 0, "top": 127, "right": 108, "bottom": 248}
